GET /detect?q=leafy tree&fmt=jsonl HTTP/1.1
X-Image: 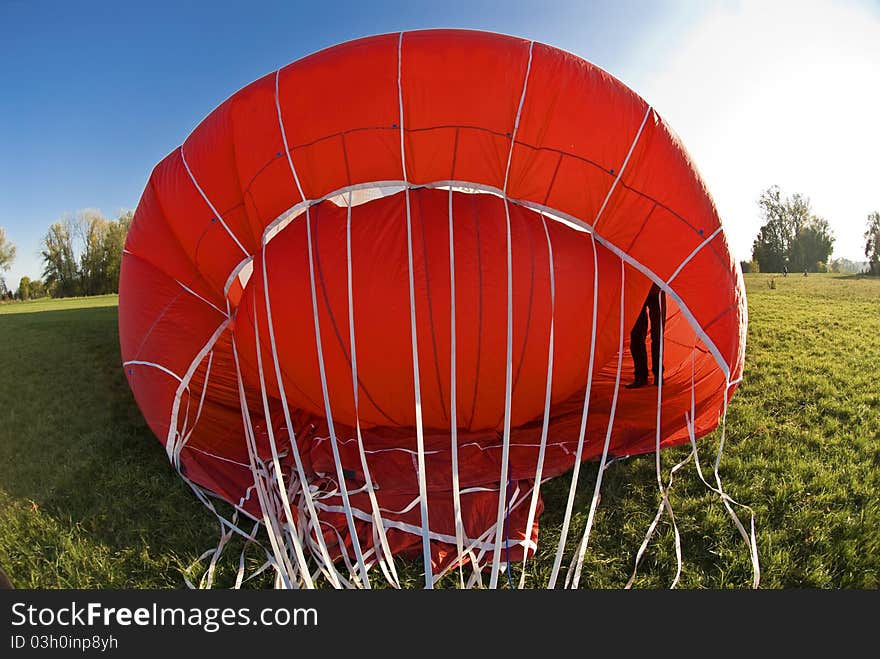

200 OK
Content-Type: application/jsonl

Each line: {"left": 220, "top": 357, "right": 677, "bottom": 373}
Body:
{"left": 17, "top": 276, "right": 46, "bottom": 300}
{"left": 42, "top": 219, "right": 80, "bottom": 297}
{"left": 789, "top": 216, "right": 835, "bottom": 273}
{"left": 865, "top": 211, "right": 880, "bottom": 276}
{"left": 41, "top": 209, "right": 133, "bottom": 298}
{"left": 104, "top": 209, "right": 133, "bottom": 293}
{"left": 751, "top": 186, "right": 834, "bottom": 272}
{"left": 18, "top": 276, "right": 31, "bottom": 301}
{"left": 78, "top": 210, "right": 111, "bottom": 296}
{"left": 29, "top": 279, "right": 46, "bottom": 299}
{"left": 0, "top": 226, "right": 15, "bottom": 273}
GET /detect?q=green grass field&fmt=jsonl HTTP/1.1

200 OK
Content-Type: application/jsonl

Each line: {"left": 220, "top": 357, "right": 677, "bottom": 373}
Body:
{"left": 1, "top": 275, "right": 878, "bottom": 588}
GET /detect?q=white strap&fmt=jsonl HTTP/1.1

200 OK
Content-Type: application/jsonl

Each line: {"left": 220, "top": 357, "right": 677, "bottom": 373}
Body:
{"left": 271, "top": 70, "right": 349, "bottom": 588}
{"left": 447, "top": 185, "right": 467, "bottom": 588}
{"left": 250, "top": 297, "right": 315, "bottom": 587}
{"left": 591, "top": 106, "right": 652, "bottom": 232}
{"left": 231, "top": 338, "right": 296, "bottom": 588}
{"left": 304, "top": 209, "right": 372, "bottom": 587}
{"left": 518, "top": 214, "right": 556, "bottom": 587}
{"left": 687, "top": 346, "right": 760, "bottom": 588}
{"left": 344, "top": 191, "right": 401, "bottom": 588}
{"left": 623, "top": 285, "right": 685, "bottom": 589}
{"left": 547, "top": 232, "right": 600, "bottom": 588}
{"left": 397, "top": 31, "right": 434, "bottom": 587}
{"left": 567, "top": 257, "right": 627, "bottom": 588}
{"left": 490, "top": 39, "right": 535, "bottom": 590}
{"left": 179, "top": 145, "right": 249, "bottom": 257}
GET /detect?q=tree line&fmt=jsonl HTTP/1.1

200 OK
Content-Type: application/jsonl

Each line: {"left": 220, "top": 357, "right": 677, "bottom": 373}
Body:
{"left": 742, "top": 186, "right": 879, "bottom": 275}
{"left": 1, "top": 191, "right": 879, "bottom": 302}
{"left": 0, "top": 209, "right": 133, "bottom": 301}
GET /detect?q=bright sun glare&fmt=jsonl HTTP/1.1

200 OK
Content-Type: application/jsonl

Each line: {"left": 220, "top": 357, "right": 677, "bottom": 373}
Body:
{"left": 635, "top": 0, "right": 880, "bottom": 264}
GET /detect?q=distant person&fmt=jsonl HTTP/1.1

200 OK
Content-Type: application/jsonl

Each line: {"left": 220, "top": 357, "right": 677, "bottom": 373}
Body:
{"left": 803, "top": 269, "right": 808, "bottom": 277}
{"left": 783, "top": 265, "right": 788, "bottom": 277}
{"left": 625, "top": 282, "right": 666, "bottom": 389}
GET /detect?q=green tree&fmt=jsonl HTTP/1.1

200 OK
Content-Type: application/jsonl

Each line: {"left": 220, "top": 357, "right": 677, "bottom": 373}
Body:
{"left": 41, "top": 209, "right": 133, "bottom": 298}
{"left": 104, "top": 209, "right": 133, "bottom": 293}
{"left": 29, "top": 279, "right": 46, "bottom": 299}
{"left": 0, "top": 226, "right": 15, "bottom": 272}
{"left": 18, "top": 276, "right": 31, "bottom": 300}
{"left": 790, "top": 216, "right": 835, "bottom": 273}
{"left": 752, "top": 186, "right": 834, "bottom": 272}
{"left": 866, "top": 211, "right": 880, "bottom": 275}
{"left": 42, "top": 219, "right": 80, "bottom": 298}
{"left": 77, "top": 210, "right": 111, "bottom": 296}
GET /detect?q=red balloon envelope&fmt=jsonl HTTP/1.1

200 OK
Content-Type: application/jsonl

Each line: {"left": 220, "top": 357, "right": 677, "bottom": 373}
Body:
{"left": 119, "top": 29, "right": 746, "bottom": 587}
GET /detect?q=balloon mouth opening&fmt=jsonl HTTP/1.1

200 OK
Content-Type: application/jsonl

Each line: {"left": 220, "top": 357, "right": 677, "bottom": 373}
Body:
{"left": 226, "top": 180, "right": 591, "bottom": 311}
{"left": 226, "top": 182, "right": 721, "bottom": 444}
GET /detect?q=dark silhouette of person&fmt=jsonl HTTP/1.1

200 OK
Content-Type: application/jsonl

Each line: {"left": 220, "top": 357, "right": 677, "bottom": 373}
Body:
{"left": 625, "top": 282, "right": 666, "bottom": 389}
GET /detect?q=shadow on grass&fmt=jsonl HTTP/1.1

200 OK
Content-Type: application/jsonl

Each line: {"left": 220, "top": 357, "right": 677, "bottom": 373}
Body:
{"left": 0, "top": 305, "right": 217, "bottom": 586}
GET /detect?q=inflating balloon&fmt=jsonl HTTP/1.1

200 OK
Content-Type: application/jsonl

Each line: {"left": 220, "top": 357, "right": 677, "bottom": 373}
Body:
{"left": 119, "top": 29, "right": 754, "bottom": 588}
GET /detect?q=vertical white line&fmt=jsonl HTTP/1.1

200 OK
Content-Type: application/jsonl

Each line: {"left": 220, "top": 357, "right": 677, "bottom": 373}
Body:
{"left": 448, "top": 186, "right": 467, "bottom": 589}
{"left": 251, "top": 295, "right": 315, "bottom": 587}
{"left": 490, "top": 39, "right": 534, "bottom": 590}
{"left": 345, "top": 191, "right": 401, "bottom": 588}
{"left": 304, "top": 210, "right": 371, "bottom": 588}
{"left": 230, "top": 338, "right": 295, "bottom": 588}
{"left": 655, "top": 288, "right": 666, "bottom": 490}
{"left": 568, "top": 257, "right": 627, "bottom": 588}
{"left": 518, "top": 213, "right": 556, "bottom": 588}
{"left": 548, "top": 232, "right": 600, "bottom": 589}
{"left": 271, "top": 69, "right": 346, "bottom": 588}
{"left": 398, "top": 31, "right": 434, "bottom": 588}
{"left": 620, "top": 286, "right": 683, "bottom": 589}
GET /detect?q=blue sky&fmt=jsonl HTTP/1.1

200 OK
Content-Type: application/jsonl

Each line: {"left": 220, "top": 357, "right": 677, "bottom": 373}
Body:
{"left": 1, "top": 0, "right": 878, "bottom": 287}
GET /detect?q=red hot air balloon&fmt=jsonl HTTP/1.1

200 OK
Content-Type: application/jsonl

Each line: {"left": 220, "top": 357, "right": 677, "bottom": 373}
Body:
{"left": 119, "top": 29, "right": 750, "bottom": 589}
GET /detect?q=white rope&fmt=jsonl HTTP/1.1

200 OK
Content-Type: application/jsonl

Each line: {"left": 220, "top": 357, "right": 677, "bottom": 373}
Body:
{"left": 303, "top": 209, "right": 372, "bottom": 588}
{"left": 591, "top": 106, "right": 652, "bottom": 231}
{"left": 447, "top": 185, "right": 467, "bottom": 589}
{"left": 250, "top": 295, "right": 315, "bottom": 587}
{"left": 518, "top": 214, "right": 556, "bottom": 588}
{"left": 624, "top": 449, "right": 692, "bottom": 589}
{"left": 272, "top": 68, "right": 348, "bottom": 588}
{"left": 123, "top": 360, "right": 182, "bottom": 383}
{"left": 179, "top": 145, "right": 249, "bottom": 257}
{"left": 230, "top": 338, "right": 296, "bottom": 588}
{"left": 172, "top": 351, "right": 213, "bottom": 470}
{"left": 666, "top": 226, "right": 722, "bottom": 285}
{"left": 490, "top": 38, "right": 534, "bottom": 590}
{"left": 547, "top": 232, "right": 600, "bottom": 588}
{"left": 163, "top": 318, "right": 231, "bottom": 462}
{"left": 567, "top": 256, "right": 627, "bottom": 588}
{"left": 623, "top": 301, "right": 686, "bottom": 589}
{"left": 175, "top": 279, "right": 228, "bottom": 317}
{"left": 344, "top": 190, "right": 401, "bottom": 588}
{"left": 397, "top": 31, "right": 434, "bottom": 587}
{"left": 686, "top": 345, "right": 760, "bottom": 588}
